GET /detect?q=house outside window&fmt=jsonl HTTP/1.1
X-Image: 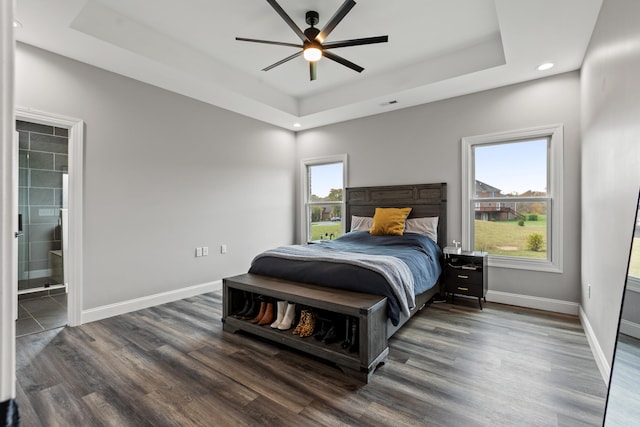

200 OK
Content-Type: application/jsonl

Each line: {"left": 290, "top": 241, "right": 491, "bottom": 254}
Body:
{"left": 462, "top": 125, "right": 564, "bottom": 272}
{"left": 301, "top": 155, "right": 347, "bottom": 243}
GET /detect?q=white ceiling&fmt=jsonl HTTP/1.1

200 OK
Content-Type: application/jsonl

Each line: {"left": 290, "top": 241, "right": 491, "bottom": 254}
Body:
{"left": 15, "top": 0, "right": 602, "bottom": 130}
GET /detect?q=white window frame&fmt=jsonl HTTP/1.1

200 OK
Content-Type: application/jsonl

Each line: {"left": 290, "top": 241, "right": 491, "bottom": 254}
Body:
{"left": 300, "top": 154, "right": 348, "bottom": 244}
{"left": 461, "top": 124, "right": 563, "bottom": 273}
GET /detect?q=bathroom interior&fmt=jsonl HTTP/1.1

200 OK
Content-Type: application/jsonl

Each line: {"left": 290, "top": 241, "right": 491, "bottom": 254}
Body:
{"left": 15, "top": 119, "right": 68, "bottom": 337}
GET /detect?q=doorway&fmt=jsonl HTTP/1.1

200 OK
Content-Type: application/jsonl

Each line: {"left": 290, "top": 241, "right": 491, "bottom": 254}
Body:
{"left": 14, "top": 107, "right": 84, "bottom": 329}
{"left": 15, "top": 119, "right": 68, "bottom": 336}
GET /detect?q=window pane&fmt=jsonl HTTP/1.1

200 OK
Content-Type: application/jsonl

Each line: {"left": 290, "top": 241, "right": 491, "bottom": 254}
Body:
{"left": 474, "top": 201, "right": 548, "bottom": 258}
{"left": 309, "top": 204, "right": 343, "bottom": 241}
{"left": 309, "top": 163, "right": 343, "bottom": 201}
{"left": 474, "top": 139, "right": 548, "bottom": 198}
{"left": 631, "top": 225, "right": 640, "bottom": 278}
{"left": 306, "top": 161, "right": 344, "bottom": 242}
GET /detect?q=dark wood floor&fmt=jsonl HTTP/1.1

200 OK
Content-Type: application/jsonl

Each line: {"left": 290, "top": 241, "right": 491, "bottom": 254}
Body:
{"left": 16, "top": 292, "right": 607, "bottom": 426}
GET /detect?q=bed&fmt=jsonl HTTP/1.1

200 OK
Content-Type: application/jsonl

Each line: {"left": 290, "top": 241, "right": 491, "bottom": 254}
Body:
{"left": 222, "top": 183, "right": 447, "bottom": 382}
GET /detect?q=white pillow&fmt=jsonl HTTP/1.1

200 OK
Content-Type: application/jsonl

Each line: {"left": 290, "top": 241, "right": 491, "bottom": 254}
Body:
{"left": 404, "top": 217, "right": 439, "bottom": 242}
{"left": 350, "top": 215, "right": 373, "bottom": 232}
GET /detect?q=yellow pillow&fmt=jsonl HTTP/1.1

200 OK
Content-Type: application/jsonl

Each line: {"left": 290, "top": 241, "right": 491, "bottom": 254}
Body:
{"left": 370, "top": 207, "right": 412, "bottom": 236}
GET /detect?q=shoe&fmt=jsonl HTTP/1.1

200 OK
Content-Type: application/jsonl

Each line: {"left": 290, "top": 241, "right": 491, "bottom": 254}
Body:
{"left": 250, "top": 301, "right": 267, "bottom": 324}
{"left": 292, "top": 310, "right": 307, "bottom": 335}
{"left": 234, "top": 292, "right": 252, "bottom": 317}
{"left": 239, "top": 295, "right": 259, "bottom": 320}
{"left": 278, "top": 303, "right": 296, "bottom": 330}
{"left": 341, "top": 317, "right": 351, "bottom": 349}
{"left": 348, "top": 319, "right": 358, "bottom": 353}
{"left": 322, "top": 324, "right": 339, "bottom": 344}
{"left": 271, "top": 301, "right": 287, "bottom": 328}
{"left": 313, "top": 318, "right": 330, "bottom": 341}
{"left": 258, "top": 302, "right": 275, "bottom": 325}
{"left": 299, "top": 310, "right": 316, "bottom": 338}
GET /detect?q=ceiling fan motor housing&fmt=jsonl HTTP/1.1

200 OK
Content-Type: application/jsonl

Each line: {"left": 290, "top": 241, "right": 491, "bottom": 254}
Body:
{"left": 305, "top": 11, "right": 319, "bottom": 27}
{"left": 304, "top": 27, "right": 321, "bottom": 43}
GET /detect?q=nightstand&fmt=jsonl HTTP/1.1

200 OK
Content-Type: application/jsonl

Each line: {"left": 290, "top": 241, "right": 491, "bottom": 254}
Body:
{"left": 443, "top": 251, "right": 487, "bottom": 309}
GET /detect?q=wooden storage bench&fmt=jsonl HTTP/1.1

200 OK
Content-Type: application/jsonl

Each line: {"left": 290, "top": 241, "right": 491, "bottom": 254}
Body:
{"left": 222, "top": 273, "right": 390, "bottom": 383}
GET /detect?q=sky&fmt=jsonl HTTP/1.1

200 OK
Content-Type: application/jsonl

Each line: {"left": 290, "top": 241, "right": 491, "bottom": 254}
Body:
{"left": 310, "top": 163, "right": 343, "bottom": 198}
{"left": 474, "top": 138, "right": 548, "bottom": 195}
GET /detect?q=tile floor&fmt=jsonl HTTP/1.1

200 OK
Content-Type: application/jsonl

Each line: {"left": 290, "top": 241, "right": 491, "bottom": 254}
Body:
{"left": 16, "top": 293, "right": 67, "bottom": 337}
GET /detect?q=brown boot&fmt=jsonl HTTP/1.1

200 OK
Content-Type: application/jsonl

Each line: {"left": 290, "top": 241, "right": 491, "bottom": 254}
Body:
{"left": 250, "top": 301, "right": 267, "bottom": 324}
{"left": 258, "top": 302, "right": 275, "bottom": 325}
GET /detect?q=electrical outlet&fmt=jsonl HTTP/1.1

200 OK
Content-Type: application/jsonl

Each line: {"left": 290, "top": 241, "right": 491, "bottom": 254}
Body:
{"left": 196, "top": 247, "right": 203, "bottom": 257}
{"left": 202, "top": 246, "right": 208, "bottom": 256}
{"left": 221, "top": 244, "right": 227, "bottom": 254}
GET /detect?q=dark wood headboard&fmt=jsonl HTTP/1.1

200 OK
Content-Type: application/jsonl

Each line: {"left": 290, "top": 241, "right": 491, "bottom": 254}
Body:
{"left": 345, "top": 183, "right": 447, "bottom": 248}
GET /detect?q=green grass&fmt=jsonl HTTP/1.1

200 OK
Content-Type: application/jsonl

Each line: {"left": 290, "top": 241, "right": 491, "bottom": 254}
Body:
{"left": 474, "top": 216, "right": 548, "bottom": 259}
{"left": 311, "top": 223, "right": 342, "bottom": 241}
{"left": 630, "top": 237, "right": 640, "bottom": 278}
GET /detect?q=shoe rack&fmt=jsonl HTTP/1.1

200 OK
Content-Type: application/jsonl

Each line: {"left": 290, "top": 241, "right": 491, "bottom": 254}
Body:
{"left": 222, "top": 273, "right": 390, "bottom": 383}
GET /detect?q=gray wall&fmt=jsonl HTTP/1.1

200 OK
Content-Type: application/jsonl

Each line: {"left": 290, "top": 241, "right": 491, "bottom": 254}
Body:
{"left": 15, "top": 43, "right": 296, "bottom": 310}
{"left": 296, "top": 72, "right": 582, "bottom": 303}
{"left": 581, "top": 0, "right": 640, "bottom": 364}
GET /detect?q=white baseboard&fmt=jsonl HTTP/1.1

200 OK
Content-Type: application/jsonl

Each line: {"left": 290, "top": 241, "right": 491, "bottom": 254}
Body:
{"left": 620, "top": 319, "right": 640, "bottom": 340}
{"left": 579, "top": 305, "right": 610, "bottom": 385}
{"left": 486, "top": 290, "right": 579, "bottom": 315}
{"left": 80, "top": 280, "right": 222, "bottom": 325}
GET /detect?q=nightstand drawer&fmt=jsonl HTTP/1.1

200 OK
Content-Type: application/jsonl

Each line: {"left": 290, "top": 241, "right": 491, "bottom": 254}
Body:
{"left": 446, "top": 281, "right": 483, "bottom": 296}
{"left": 448, "top": 268, "right": 483, "bottom": 285}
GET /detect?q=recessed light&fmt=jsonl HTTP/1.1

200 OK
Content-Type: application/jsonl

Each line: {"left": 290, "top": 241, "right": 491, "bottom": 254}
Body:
{"left": 293, "top": 123, "right": 301, "bottom": 128}
{"left": 13, "top": 20, "right": 22, "bottom": 28}
{"left": 537, "top": 62, "right": 554, "bottom": 71}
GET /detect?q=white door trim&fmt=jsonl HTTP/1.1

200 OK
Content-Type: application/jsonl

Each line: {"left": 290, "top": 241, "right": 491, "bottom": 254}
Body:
{"left": 16, "top": 107, "right": 84, "bottom": 327}
{"left": 1, "top": 0, "right": 16, "bottom": 402}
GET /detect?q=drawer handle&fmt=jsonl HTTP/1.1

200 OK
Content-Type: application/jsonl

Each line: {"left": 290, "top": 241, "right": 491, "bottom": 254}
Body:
{"left": 457, "top": 275, "right": 469, "bottom": 279}
{"left": 457, "top": 287, "right": 469, "bottom": 291}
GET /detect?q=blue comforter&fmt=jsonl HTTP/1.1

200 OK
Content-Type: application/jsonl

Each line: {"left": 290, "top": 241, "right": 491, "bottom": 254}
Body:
{"left": 249, "top": 232, "right": 442, "bottom": 325}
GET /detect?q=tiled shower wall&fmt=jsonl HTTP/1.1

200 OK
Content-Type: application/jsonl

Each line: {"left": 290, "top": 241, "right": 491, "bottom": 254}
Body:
{"left": 17, "top": 120, "right": 68, "bottom": 289}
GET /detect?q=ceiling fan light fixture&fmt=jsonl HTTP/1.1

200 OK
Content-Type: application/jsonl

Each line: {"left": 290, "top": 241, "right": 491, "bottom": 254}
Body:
{"left": 303, "top": 47, "right": 322, "bottom": 62}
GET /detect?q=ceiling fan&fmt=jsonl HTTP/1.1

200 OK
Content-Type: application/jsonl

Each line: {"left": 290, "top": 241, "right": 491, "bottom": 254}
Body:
{"left": 236, "top": 0, "right": 389, "bottom": 81}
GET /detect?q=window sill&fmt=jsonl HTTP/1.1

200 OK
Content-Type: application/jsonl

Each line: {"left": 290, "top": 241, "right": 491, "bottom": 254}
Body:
{"left": 627, "top": 276, "right": 640, "bottom": 293}
{"left": 487, "top": 255, "right": 562, "bottom": 273}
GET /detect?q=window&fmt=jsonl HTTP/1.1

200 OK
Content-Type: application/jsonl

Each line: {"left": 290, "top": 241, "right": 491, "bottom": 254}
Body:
{"left": 301, "top": 155, "right": 347, "bottom": 243}
{"left": 629, "top": 199, "right": 640, "bottom": 292}
{"left": 462, "top": 125, "right": 563, "bottom": 272}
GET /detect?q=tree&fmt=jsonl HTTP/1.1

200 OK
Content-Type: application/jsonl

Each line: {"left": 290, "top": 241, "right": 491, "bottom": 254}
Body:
{"left": 311, "top": 206, "right": 322, "bottom": 222}
{"left": 526, "top": 233, "right": 544, "bottom": 252}
{"left": 326, "top": 188, "right": 343, "bottom": 201}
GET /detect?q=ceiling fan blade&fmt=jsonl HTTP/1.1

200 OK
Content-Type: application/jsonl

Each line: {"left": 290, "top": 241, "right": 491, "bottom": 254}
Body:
{"left": 323, "top": 35, "right": 388, "bottom": 50}
{"left": 262, "top": 52, "right": 301, "bottom": 72}
{"left": 323, "top": 51, "right": 364, "bottom": 73}
{"left": 316, "top": 0, "right": 356, "bottom": 43}
{"left": 266, "top": 0, "right": 309, "bottom": 42}
{"left": 310, "top": 62, "right": 317, "bottom": 81}
{"left": 236, "top": 37, "right": 302, "bottom": 49}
